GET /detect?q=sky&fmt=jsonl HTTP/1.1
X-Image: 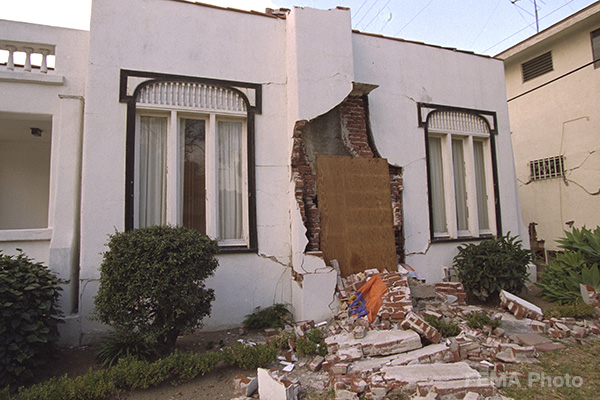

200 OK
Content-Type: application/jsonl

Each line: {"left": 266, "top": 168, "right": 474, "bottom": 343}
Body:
{"left": 0, "top": 0, "right": 598, "bottom": 55}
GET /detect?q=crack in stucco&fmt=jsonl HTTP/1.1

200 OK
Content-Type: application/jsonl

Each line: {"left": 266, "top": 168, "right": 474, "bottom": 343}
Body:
{"left": 258, "top": 252, "right": 290, "bottom": 268}
{"left": 405, "top": 241, "right": 431, "bottom": 257}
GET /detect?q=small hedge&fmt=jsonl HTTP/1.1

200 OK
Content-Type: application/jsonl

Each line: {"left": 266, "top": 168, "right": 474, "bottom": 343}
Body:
{"left": 0, "top": 251, "right": 62, "bottom": 389}
{"left": 11, "top": 342, "right": 275, "bottom": 400}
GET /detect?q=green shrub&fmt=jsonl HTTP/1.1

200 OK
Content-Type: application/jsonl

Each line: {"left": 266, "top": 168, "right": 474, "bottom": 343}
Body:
{"left": 93, "top": 226, "right": 219, "bottom": 349}
{"left": 15, "top": 350, "right": 223, "bottom": 400}
{"left": 537, "top": 227, "right": 600, "bottom": 304}
{"left": 296, "top": 328, "right": 327, "bottom": 357}
{"left": 545, "top": 302, "right": 597, "bottom": 319}
{"left": 242, "top": 304, "right": 292, "bottom": 329}
{"left": 452, "top": 233, "right": 531, "bottom": 303}
{"left": 465, "top": 311, "right": 501, "bottom": 330}
{"left": 270, "top": 330, "right": 295, "bottom": 350}
{"left": 95, "top": 330, "right": 161, "bottom": 368}
{"left": 423, "top": 315, "right": 461, "bottom": 337}
{"left": 0, "top": 251, "right": 62, "bottom": 389}
{"left": 220, "top": 342, "right": 277, "bottom": 370}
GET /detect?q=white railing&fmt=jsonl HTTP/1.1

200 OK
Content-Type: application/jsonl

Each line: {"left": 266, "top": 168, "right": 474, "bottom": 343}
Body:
{"left": 0, "top": 40, "right": 55, "bottom": 74}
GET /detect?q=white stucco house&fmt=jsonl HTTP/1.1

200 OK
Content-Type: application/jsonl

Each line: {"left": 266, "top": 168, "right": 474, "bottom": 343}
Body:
{"left": 497, "top": 1, "right": 600, "bottom": 259}
{"left": 0, "top": 0, "right": 528, "bottom": 345}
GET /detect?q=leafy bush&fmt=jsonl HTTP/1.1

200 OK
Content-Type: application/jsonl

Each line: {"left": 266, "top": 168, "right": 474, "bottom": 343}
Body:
{"left": 242, "top": 304, "right": 292, "bottom": 329}
{"left": 220, "top": 342, "right": 278, "bottom": 369}
{"left": 270, "top": 330, "right": 295, "bottom": 350}
{"left": 95, "top": 330, "right": 161, "bottom": 368}
{"left": 0, "top": 251, "right": 62, "bottom": 389}
{"left": 93, "top": 226, "right": 219, "bottom": 349}
{"left": 452, "top": 233, "right": 531, "bottom": 303}
{"left": 537, "top": 227, "right": 600, "bottom": 304}
{"left": 423, "top": 315, "right": 461, "bottom": 337}
{"left": 465, "top": 311, "right": 501, "bottom": 330}
{"left": 545, "top": 302, "right": 597, "bottom": 319}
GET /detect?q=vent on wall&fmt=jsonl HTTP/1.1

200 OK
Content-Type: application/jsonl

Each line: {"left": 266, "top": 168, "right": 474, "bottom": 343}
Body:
{"left": 529, "top": 155, "right": 564, "bottom": 181}
{"left": 522, "top": 51, "right": 553, "bottom": 82}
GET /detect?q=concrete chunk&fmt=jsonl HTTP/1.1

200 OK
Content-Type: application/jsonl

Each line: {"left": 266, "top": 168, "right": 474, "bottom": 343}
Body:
{"left": 326, "top": 329, "right": 422, "bottom": 357}
{"left": 417, "top": 378, "right": 496, "bottom": 399}
{"left": 380, "top": 362, "right": 480, "bottom": 387}
{"left": 257, "top": 368, "right": 299, "bottom": 400}
{"left": 233, "top": 375, "right": 258, "bottom": 397}
{"left": 500, "top": 290, "right": 543, "bottom": 321}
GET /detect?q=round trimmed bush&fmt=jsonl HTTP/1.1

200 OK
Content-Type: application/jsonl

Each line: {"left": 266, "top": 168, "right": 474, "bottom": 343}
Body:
{"left": 0, "top": 251, "right": 62, "bottom": 389}
{"left": 93, "top": 225, "right": 219, "bottom": 349}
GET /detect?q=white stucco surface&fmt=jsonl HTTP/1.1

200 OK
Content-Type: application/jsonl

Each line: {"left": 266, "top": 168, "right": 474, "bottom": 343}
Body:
{"left": 2, "top": 0, "right": 529, "bottom": 345}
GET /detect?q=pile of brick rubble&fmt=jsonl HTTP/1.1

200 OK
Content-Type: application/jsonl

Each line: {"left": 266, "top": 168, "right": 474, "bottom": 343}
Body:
{"left": 232, "top": 268, "right": 600, "bottom": 400}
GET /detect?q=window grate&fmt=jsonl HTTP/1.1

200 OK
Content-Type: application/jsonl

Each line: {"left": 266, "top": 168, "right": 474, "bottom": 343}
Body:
{"left": 522, "top": 51, "right": 553, "bottom": 82}
{"left": 529, "top": 155, "right": 564, "bottom": 181}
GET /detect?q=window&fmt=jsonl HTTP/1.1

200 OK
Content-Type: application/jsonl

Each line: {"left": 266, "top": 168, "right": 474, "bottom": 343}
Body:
{"left": 521, "top": 51, "right": 553, "bottom": 82}
{"left": 529, "top": 155, "right": 564, "bottom": 181}
{"left": 592, "top": 29, "right": 600, "bottom": 69}
{"left": 133, "top": 81, "right": 249, "bottom": 247}
{"left": 425, "top": 110, "right": 497, "bottom": 240}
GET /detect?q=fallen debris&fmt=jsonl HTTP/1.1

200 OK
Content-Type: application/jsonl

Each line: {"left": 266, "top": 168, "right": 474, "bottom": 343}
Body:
{"left": 234, "top": 267, "right": 600, "bottom": 400}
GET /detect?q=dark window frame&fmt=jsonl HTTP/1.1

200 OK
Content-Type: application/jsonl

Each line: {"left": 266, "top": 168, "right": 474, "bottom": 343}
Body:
{"left": 592, "top": 28, "right": 600, "bottom": 69}
{"left": 418, "top": 103, "right": 502, "bottom": 243}
{"left": 119, "top": 69, "right": 260, "bottom": 253}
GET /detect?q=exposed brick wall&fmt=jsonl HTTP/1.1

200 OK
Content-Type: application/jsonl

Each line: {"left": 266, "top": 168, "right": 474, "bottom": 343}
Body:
{"left": 389, "top": 165, "right": 404, "bottom": 263}
{"left": 292, "top": 120, "right": 320, "bottom": 251}
{"left": 340, "top": 96, "right": 374, "bottom": 158}
{"left": 291, "top": 95, "right": 404, "bottom": 256}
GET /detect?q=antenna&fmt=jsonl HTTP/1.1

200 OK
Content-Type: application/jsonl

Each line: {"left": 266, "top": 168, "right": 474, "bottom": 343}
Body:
{"left": 511, "top": 0, "right": 540, "bottom": 32}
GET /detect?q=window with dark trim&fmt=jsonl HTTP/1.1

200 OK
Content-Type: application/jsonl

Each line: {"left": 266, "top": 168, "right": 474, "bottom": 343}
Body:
{"left": 120, "top": 70, "right": 260, "bottom": 252}
{"left": 592, "top": 28, "right": 600, "bottom": 69}
{"left": 419, "top": 104, "right": 501, "bottom": 242}
{"left": 522, "top": 51, "right": 553, "bottom": 82}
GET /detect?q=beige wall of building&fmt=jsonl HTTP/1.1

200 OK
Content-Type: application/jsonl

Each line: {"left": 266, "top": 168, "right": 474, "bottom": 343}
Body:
{"left": 498, "top": 2, "right": 600, "bottom": 253}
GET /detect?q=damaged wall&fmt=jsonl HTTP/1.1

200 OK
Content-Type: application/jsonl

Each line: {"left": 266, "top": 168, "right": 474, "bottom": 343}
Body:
{"left": 352, "top": 33, "right": 529, "bottom": 283}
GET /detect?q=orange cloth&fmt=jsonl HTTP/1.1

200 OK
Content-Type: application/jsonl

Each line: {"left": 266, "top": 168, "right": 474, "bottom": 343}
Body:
{"left": 357, "top": 273, "right": 388, "bottom": 323}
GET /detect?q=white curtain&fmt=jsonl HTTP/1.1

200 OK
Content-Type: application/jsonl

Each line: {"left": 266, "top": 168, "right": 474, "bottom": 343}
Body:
{"left": 473, "top": 140, "right": 489, "bottom": 230}
{"left": 137, "top": 116, "right": 167, "bottom": 228}
{"left": 217, "top": 121, "right": 243, "bottom": 240}
{"left": 428, "top": 137, "right": 447, "bottom": 235}
{"left": 452, "top": 139, "right": 468, "bottom": 232}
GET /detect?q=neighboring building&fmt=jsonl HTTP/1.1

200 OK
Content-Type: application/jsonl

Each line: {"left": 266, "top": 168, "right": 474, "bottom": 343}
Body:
{"left": 497, "top": 1, "right": 600, "bottom": 258}
{"left": 1, "top": 0, "right": 528, "bottom": 345}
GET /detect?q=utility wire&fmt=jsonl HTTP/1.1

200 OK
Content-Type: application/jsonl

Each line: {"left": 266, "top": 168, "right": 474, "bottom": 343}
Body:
{"left": 355, "top": 0, "right": 382, "bottom": 28}
{"left": 470, "top": 1, "right": 502, "bottom": 48}
{"left": 363, "top": 0, "right": 393, "bottom": 31}
{"left": 394, "top": 0, "right": 435, "bottom": 36}
{"left": 352, "top": 0, "right": 370, "bottom": 19}
{"left": 513, "top": 2, "right": 534, "bottom": 27}
{"left": 483, "top": 0, "right": 574, "bottom": 53}
{"left": 507, "top": 58, "right": 600, "bottom": 102}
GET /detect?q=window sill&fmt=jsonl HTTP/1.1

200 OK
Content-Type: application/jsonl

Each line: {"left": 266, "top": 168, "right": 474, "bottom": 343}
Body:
{"left": 219, "top": 245, "right": 257, "bottom": 254}
{"left": 0, "top": 70, "right": 64, "bottom": 85}
{"left": 0, "top": 228, "right": 52, "bottom": 242}
{"left": 431, "top": 234, "right": 494, "bottom": 244}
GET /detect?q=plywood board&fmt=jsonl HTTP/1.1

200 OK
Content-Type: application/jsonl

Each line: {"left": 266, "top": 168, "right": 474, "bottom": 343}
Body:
{"left": 317, "top": 155, "right": 397, "bottom": 278}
